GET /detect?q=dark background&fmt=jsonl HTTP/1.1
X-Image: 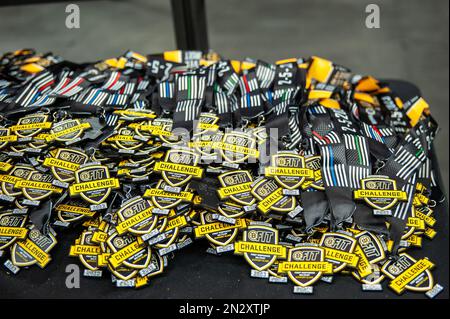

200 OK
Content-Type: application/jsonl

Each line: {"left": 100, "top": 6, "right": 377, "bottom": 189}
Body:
{"left": 0, "top": 0, "right": 448, "bottom": 299}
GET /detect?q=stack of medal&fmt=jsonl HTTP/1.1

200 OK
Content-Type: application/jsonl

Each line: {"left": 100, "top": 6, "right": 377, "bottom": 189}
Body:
{"left": 0, "top": 50, "right": 444, "bottom": 298}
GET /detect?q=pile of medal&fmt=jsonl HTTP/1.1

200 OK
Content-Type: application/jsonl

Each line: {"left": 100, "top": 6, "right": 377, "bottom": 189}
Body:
{"left": 0, "top": 49, "right": 444, "bottom": 297}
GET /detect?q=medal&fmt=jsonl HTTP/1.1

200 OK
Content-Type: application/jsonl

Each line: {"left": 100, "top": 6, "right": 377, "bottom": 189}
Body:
{"left": 11, "top": 227, "right": 57, "bottom": 268}
{"left": 116, "top": 196, "right": 158, "bottom": 235}
{"left": 107, "top": 232, "right": 151, "bottom": 270}
{"left": 69, "top": 164, "right": 120, "bottom": 205}
{"left": 265, "top": 152, "right": 313, "bottom": 190}
{"left": 319, "top": 232, "right": 359, "bottom": 273}
{"left": 0, "top": 48, "right": 443, "bottom": 296}
{"left": 279, "top": 245, "right": 332, "bottom": 287}
{"left": 69, "top": 231, "right": 102, "bottom": 271}
{"left": 196, "top": 211, "right": 241, "bottom": 247}
{"left": 218, "top": 170, "right": 255, "bottom": 206}
{"left": 219, "top": 131, "right": 259, "bottom": 164}
{"left": 234, "top": 224, "right": 285, "bottom": 271}
{"left": 382, "top": 253, "right": 434, "bottom": 294}
{"left": 251, "top": 178, "right": 296, "bottom": 214}
{"left": 44, "top": 148, "right": 89, "bottom": 183}
{"left": 0, "top": 212, "right": 28, "bottom": 250}
{"left": 154, "top": 149, "right": 203, "bottom": 187}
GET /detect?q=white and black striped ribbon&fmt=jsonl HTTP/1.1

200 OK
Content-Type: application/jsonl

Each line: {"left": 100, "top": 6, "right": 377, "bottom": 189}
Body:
{"left": 132, "top": 100, "right": 148, "bottom": 110}
{"left": 206, "top": 63, "right": 217, "bottom": 87}
{"left": 177, "top": 74, "right": 206, "bottom": 100}
{"left": 285, "top": 112, "right": 303, "bottom": 150}
{"left": 54, "top": 75, "right": 86, "bottom": 97}
{"left": 137, "top": 79, "right": 150, "bottom": 91}
{"left": 159, "top": 81, "right": 174, "bottom": 99}
{"left": 80, "top": 88, "right": 109, "bottom": 106}
{"left": 215, "top": 90, "right": 229, "bottom": 115}
{"left": 320, "top": 144, "right": 350, "bottom": 187}
{"left": 105, "top": 114, "right": 119, "bottom": 127}
{"left": 343, "top": 134, "right": 370, "bottom": 166}
{"left": 122, "top": 82, "right": 136, "bottom": 95}
{"left": 29, "top": 94, "right": 56, "bottom": 107}
{"left": 394, "top": 143, "right": 426, "bottom": 180}
{"left": 106, "top": 93, "right": 129, "bottom": 107}
{"left": 238, "top": 75, "right": 259, "bottom": 94}
{"left": 223, "top": 73, "right": 239, "bottom": 94}
{"left": 393, "top": 174, "right": 417, "bottom": 220}
{"left": 418, "top": 157, "right": 431, "bottom": 179}
{"left": 0, "top": 80, "right": 10, "bottom": 89}
{"left": 343, "top": 134, "right": 371, "bottom": 189}
{"left": 102, "top": 71, "right": 124, "bottom": 91}
{"left": 255, "top": 62, "right": 276, "bottom": 89}
{"left": 308, "top": 104, "right": 328, "bottom": 115}
{"left": 215, "top": 61, "right": 239, "bottom": 95}
{"left": 175, "top": 99, "right": 203, "bottom": 122}
{"left": 49, "top": 70, "right": 71, "bottom": 94}
{"left": 240, "top": 94, "right": 262, "bottom": 109}
{"left": 313, "top": 131, "right": 341, "bottom": 146}
{"left": 173, "top": 74, "right": 206, "bottom": 125}
{"left": 0, "top": 93, "right": 9, "bottom": 102}
{"left": 14, "top": 71, "right": 54, "bottom": 106}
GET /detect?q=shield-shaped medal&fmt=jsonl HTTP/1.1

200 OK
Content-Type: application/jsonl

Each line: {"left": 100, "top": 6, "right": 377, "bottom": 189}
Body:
{"left": 77, "top": 231, "right": 101, "bottom": 271}
{"left": 148, "top": 180, "right": 189, "bottom": 209}
{"left": 146, "top": 252, "right": 165, "bottom": 278}
{"left": 1, "top": 165, "right": 35, "bottom": 197}
{"left": 242, "top": 225, "right": 279, "bottom": 271}
{"left": 355, "top": 231, "right": 386, "bottom": 264}
{"left": 154, "top": 119, "right": 182, "bottom": 145}
{"left": 0, "top": 213, "right": 28, "bottom": 250}
{"left": 19, "top": 171, "right": 61, "bottom": 201}
{"left": 218, "top": 201, "right": 245, "bottom": 218}
{"left": 133, "top": 120, "right": 153, "bottom": 139}
{"left": 11, "top": 228, "right": 57, "bottom": 268}
{"left": 265, "top": 153, "right": 313, "bottom": 190}
{"left": 220, "top": 131, "right": 258, "bottom": 164}
{"left": 46, "top": 148, "right": 88, "bottom": 182}
{"left": 251, "top": 178, "right": 296, "bottom": 214}
{"left": 194, "top": 113, "right": 219, "bottom": 135}
{"left": 218, "top": 170, "right": 255, "bottom": 206}
{"left": 56, "top": 199, "right": 95, "bottom": 224}
{"left": 107, "top": 232, "right": 151, "bottom": 270}
{"left": 71, "top": 165, "right": 118, "bottom": 205}
{"left": 156, "top": 149, "right": 202, "bottom": 187}
{"left": 108, "top": 264, "right": 139, "bottom": 281}
{"left": 381, "top": 253, "right": 434, "bottom": 293}
{"left": 302, "top": 156, "right": 325, "bottom": 190}
{"left": 319, "top": 232, "right": 358, "bottom": 273}
{"left": 285, "top": 246, "right": 327, "bottom": 287}
{"left": 200, "top": 211, "right": 239, "bottom": 246}
{"left": 0, "top": 128, "right": 17, "bottom": 149}
{"left": 11, "top": 114, "right": 51, "bottom": 138}
{"left": 190, "top": 131, "right": 223, "bottom": 157}
{"left": 114, "top": 109, "right": 156, "bottom": 122}
{"left": 356, "top": 176, "right": 407, "bottom": 210}
{"left": 113, "top": 127, "right": 143, "bottom": 150}
{"left": 250, "top": 126, "right": 269, "bottom": 145}
{"left": 116, "top": 196, "right": 158, "bottom": 235}
{"left": 50, "top": 119, "right": 86, "bottom": 142}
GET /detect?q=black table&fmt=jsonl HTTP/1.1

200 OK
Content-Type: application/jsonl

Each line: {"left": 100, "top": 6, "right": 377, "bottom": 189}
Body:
{"left": 0, "top": 80, "right": 448, "bottom": 299}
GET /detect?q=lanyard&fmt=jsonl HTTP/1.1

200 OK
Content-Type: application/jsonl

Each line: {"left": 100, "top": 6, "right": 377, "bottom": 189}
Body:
{"left": 0, "top": 48, "right": 444, "bottom": 296}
